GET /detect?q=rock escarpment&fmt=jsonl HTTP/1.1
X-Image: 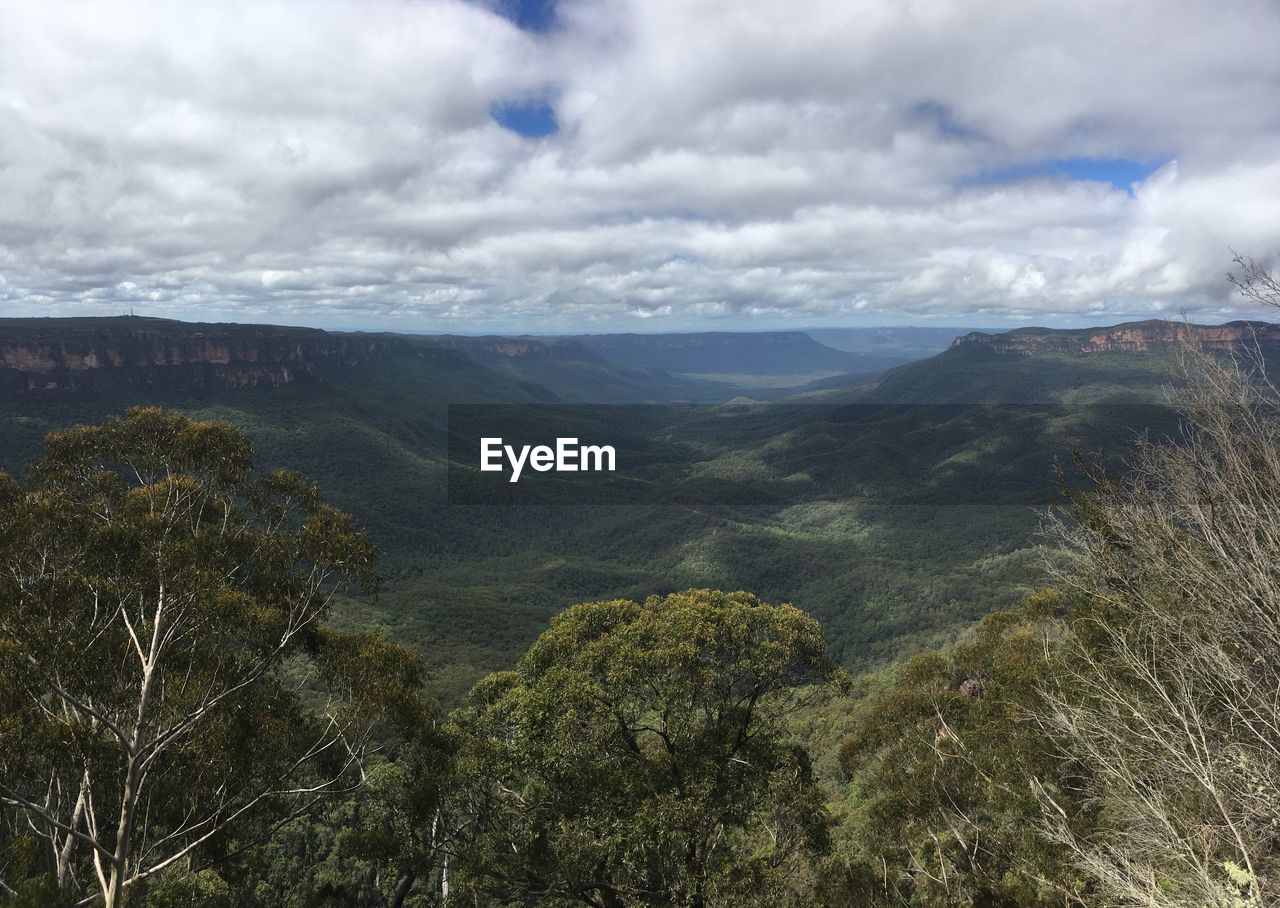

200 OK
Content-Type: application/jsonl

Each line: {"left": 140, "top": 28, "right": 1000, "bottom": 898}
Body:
{"left": 952, "top": 320, "right": 1280, "bottom": 356}
{"left": 0, "top": 317, "right": 400, "bottom": 392}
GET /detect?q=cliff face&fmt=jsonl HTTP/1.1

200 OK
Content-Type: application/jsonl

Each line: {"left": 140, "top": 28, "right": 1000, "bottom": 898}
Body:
{"left": 952, "top": 320, "right": 1280, "bottom": 356}
{"left": 0, "top": 317, "right": 401, "bottom": 392}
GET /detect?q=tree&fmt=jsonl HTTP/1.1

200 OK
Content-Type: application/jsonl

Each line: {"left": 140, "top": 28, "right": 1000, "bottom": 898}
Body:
{"left": 828, "top": 596, "right": 1091, "bottom": 907}
{"left": 1040, "top": 281, "right": 1280, "bottom": 905}
{"left": 444, "top": 589, "right": 848, "bottom": 907}
{"left": 0, "top": 408, "right": 429, "bottom": 907}
{"left": 1229, "top": 250, "right": 1280, "bottom": 310}
{"left": 337, "top": 692, "right": 453, "bottom": 908}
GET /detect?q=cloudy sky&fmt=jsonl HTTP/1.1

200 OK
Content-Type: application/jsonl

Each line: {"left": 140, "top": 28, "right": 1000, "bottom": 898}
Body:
{"left": 2, "top": 0, "right": 1280, "bottom": 332}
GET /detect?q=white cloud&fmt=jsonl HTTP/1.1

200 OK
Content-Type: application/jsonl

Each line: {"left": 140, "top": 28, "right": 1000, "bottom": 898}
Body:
{"left": 1, "top": 0, "right": 1279, "bottom": 329}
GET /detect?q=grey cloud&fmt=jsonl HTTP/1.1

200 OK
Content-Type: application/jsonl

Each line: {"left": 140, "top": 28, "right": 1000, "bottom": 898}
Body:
{"left": 1, "top": 0, "right": 1279, "bottom": 330}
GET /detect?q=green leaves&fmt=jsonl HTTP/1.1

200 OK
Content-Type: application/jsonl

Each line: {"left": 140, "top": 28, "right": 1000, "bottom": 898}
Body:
{"left": 0, "top": 408, "right": 430, "bottom": 906}
{"left": 828, "top": 597, "right": 1087, "bottom": 907}
{"left": 446, "top": 589, "right": 843, "bottom": 907}
{"left": 32, "top": 407, "right": 254, "bottom": 491}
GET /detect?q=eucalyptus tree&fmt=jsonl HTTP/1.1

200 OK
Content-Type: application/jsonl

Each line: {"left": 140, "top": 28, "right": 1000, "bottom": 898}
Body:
{"left": 0, "top": 408, "right": 428, "bottom": 907}
{"left": 445, "top": 588, "right": 848, "bottom": 908}
{"left": 830, "top": 596, "right": 1093, "bottom": 907}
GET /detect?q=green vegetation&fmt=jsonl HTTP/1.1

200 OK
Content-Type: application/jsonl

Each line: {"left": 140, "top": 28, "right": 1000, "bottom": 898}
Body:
{"left": 445, "top": 590, "right": 846, "bottom": 907}
{"left": 848, "top": 344, "right": 1189, "bottom": 405}
{"left": 9, "top": 305, "right": 1280, "bottom": 904}
{"left": 5, "top": 321, "right": 1280, "bottom": 904}
{"left": 821, "top": 593, "right": 1091, "bottom": 906}
{"left": 0, "top": 336, "right": 1159, "bottom": 702}
{"left": 0, "top": 409, "right": 432, "bottom": 907}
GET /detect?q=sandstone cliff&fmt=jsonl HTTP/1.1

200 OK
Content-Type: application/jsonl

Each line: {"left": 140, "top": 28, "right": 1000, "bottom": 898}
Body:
{"left": 0, "top": 317, "right": 402, "bottom": 392}
{"left": 952, "top": 320, "right": 1280, "bottom": 356}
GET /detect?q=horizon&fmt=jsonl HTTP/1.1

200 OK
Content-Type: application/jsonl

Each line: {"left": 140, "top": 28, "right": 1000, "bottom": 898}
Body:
{"left": 1, "top": 310, "right": 1273, "bottom": 340}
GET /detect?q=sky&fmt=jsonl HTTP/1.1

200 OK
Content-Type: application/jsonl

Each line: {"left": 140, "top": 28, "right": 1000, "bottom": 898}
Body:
{"left": 2, "top": 0, "right": 1280, "bottom": 333}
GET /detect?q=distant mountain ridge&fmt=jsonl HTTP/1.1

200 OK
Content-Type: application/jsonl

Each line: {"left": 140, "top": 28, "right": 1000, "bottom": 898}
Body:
{"left": 836, "top": 318, "right": 1280, "bottom": 406}
{"left": 567, "top": 331, "right": 878, "bottom": 375}
{"left": 19, "top": 317, "right": 1265, "bottom": 404}
{"left": 429, "top": 335, "right": 587, "bottom": 360}
{"left": 0, "top": 319, "right": 925, "bottom": 399}
{"left": 0, "top": 318, "right": 714, "bottom": 398}
{"left": 954, "top": 319, "right": 1280, "bottom": 355}
{"left": 0, "top": 316, "right": 418, "bottom": 392}
{"left": 807, "top": 326, "right": 973, "bottom": 358}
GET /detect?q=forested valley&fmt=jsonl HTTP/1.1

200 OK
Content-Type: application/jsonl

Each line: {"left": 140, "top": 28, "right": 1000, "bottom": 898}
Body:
{"left": 5, "top": 263, "right": 1280, "bottom": 906}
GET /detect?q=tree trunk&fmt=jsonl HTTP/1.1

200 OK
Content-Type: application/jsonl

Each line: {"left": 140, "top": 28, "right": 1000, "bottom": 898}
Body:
{"left": 56, "top": 771, "right": 90, "bottom": 887}
{"left": 389, "top": 871, "right": 416, "bottom": 908}
{"left": 104, "top": 754, "right": 143, "bottom": 908}
{"left": 104, "top": 587, "right": 164, "bottom": 908}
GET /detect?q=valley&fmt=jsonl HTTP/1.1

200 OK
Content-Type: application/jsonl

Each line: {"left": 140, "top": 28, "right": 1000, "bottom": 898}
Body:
{"left": 0, "top": 316, "right": 1257, "bottom": 701}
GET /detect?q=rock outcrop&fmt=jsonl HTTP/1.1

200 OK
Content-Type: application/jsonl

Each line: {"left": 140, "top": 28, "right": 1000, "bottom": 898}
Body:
{"left": 952, "top": 320, "right": 1280, "bottom": 356}
{"left": 0, "top": 317, "right": 401, "bottom": 392}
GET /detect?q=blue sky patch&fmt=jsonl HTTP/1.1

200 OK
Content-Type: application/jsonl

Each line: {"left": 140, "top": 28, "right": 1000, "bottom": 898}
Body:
{"left": 491, "top": 100, "right": 558, "bottom": 138}
{"left": 910, "top": 101, "right": 985, "bottom": 141}
{"left": 965, "top": 157, "right": 1165, "bottom": 194}
{"left": 492, "top": 0, "right": 557, "bottom": 33}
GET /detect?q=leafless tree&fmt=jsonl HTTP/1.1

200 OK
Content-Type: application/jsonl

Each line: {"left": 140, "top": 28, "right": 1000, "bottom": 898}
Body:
{"left": 1230, "top": 251, "right": 1280, "bottom": 310}
{"left": 1039, "top": 259, "right": 1280, "bottom": 907}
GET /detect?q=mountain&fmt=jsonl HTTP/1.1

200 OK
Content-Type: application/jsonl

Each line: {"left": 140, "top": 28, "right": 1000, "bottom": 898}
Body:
{"left": 0, "top": 316, "right": 411, "bottom": 392}
{"left": 1, "top": 315, "right": 1252, "bottom": 702}
{"left": 0, "top": 318, "right": 916, "bottom": 403}
{"left": 838, "top": 319, "right": 1280, "bottom": 405}
{"left": 0, "top": 317, "right": 747, "bottom": 404}
{"left": 425, "top": 334, "right": 744, "bottom": 402}
{"left": 1, "top": 318, "right": 970, "bottom": 404}
{"left": 953, "top": 319, "right": 1280, "bottom": 356}
{"left": 806, "top": 326, "right": 974, "bottom": 358}
{"left": 567, "top": 331, "right": 904, "bottom": 378}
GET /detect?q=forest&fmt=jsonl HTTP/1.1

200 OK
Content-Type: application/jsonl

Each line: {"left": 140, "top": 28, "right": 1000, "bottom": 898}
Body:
{"left": 0, "top": 326, "right": 1191, "bottom": 703}
{"left": 4, "top": 261, "right": 1280, "bottom": 906}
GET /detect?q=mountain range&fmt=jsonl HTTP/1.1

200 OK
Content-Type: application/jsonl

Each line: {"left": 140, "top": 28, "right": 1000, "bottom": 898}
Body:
{"left": 0, "top": 315, "right": 1262, "bottom": 699}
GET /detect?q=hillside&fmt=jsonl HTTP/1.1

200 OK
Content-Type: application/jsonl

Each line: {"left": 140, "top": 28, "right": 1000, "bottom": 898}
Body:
{"left": 568, "top": 330, "right": 904, "bottom": 381}
{"left": 806, "top": 325, "right": 973, "bottom": 357}
{"left": 426, "top": 334, "right": 744, "bottom": 402}
{"left": 830, "top": 319, "right": 1280, "bottom": 405}
{"left": 1, "top": 316, "right": 1257, "bottom": 700}
{"left": 955, "top": 319, "right": 1280, "bottom": 355}
{"left": 0, "top": 317, "right": 906, "bottom": 404}
{"left": 0, "top": 316, "right": 409, "bottom": 392}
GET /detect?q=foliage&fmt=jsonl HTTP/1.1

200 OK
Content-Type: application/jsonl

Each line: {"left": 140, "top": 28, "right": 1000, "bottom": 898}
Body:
{"left": 0, "top": 408, "right": 432, "bottom": 907}
{"left": 0, "top": 336, "right": 1152, "bottom": 703}
{"left": 1, "top": 311, "right": 1265, "bottom": 904}
{"left": 1040, "top": 345, "right": 1280, "bottom": 907}
{"left": 826, "top": 593, "right": 1091, "bottom": 906}
{"left": 445, "top": 589, "right": 848, "bottom": 907}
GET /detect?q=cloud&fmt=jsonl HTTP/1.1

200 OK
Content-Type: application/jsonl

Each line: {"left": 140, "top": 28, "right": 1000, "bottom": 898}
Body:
{"left": 1, "top": 0, "right": 1279, "bottom": 329}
